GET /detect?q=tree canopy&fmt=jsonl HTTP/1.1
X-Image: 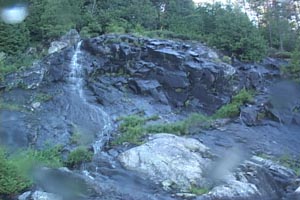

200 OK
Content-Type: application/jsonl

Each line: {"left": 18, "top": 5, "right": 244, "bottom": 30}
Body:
{"left": 0, "top": 0, "right": 299, "bottom": 62}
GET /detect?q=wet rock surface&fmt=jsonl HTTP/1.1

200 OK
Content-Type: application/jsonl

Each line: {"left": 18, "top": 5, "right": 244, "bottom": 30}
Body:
{"left": 0, "top": 34, "right": 299, "bottom": 199}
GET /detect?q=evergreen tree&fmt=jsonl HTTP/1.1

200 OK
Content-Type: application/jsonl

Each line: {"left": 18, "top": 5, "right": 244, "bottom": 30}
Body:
{"left": 0, "top": 22, "right": 29, "bottom": 55}
{"left": 285, "top": 41, "right": 300, "bottom": 79}
{"left": 208, "top": 5, "right": 267, "bottom": 61}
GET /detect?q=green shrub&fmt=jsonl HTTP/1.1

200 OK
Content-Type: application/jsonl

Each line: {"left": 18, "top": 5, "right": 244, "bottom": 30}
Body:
{"left": 213, "top": 88, "right": 254, "bottom": 118}
{"left": 0, "top": 54, "right": 38, "bottom": 81}
{"left": 106, "top": 21, "right": 127, "bottom": 34}
{"left": 0, "top": 102, "right": 24, "bottom": 112}
{"left": 0, "top": 146, "right": 63, "bottom": 195}
{"left": 113, "top": 115, "right": 146, "bottom": 145}
{"left": 213, "top": 103, "right": 240, "bottom": 118}
{"left": 146, "top": 122, "right": 188, "bottom": 135}
{"left": 0, "top": 148, "right": 30, "bottom": 195}
{"left": 282, "top": 46, "right": 300, "bottom": 80}
{"left": 232, "top": 88, "right": 254, "bottom": 104}
{"left": 34, "top": 93, "right": 53, "bottom": 102}
{"left": 113, "top": 90, "right": 253, "bottom": 145}
{"left": 189, "top": 185, "right": 209, "bottom": 195}
{"left": 278, "top": 155, "right": 300, "bottom": 176}
{"left": 66, "top": 147, "right": 93, "bottom": 168}
{"left": 113, "top": 114, "right": 211, "bottom": 145}
{"left": 118, "top": 115, "right": 146, "bottom": 132}
{"left": 10, "top": 146, "right": 63, "bottom": 180}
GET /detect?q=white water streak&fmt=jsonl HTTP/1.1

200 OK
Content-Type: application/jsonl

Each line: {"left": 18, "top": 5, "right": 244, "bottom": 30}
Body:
{"left": 69, "top": 41, "right": 112, "bottom": 153}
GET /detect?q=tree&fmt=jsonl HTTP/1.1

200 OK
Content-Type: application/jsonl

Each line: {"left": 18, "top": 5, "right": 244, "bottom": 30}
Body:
{"left": 284, "top": 40, "right": 300, "bottom": 79}
{"left": 162, "top": 0, "right": 195, "bottom": 30}
{"left": 0, "top": 22, "right": 29, "bottom": 55}
{"left": 245, "top": 0, "right": 299, "bottom": 51}
{"left": 208, "top": 5, "right": 267, "bottom": 61}
{"left": 164, "top": 2, "right": 267, "bottom": 61}
{"left": 26, "top": 0, "right": 84, "bottom": 42}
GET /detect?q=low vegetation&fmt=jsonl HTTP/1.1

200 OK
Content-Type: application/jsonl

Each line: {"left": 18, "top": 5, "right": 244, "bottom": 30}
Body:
{"left": 0, "top": 146, "right": 63, "bottom": 195}
{"left": 213, "top": 88, "right": 254, "bottom": 118}
{"left": 0, "top": 144, "right": 95, "bottom": 196}
{"left": 189, "top": 186, "right": 209, "bottom": 195}
{"left": 0, "top": 148, "right": 30, "bottom": 195}
{"left": 0, "top": 102, "right": 24, "bottom": 112}
{"left": 278, "top": 155, "right": 300, "bottom": 176}
{"left": 0, "top": 53, "right": 38, "bottom": 82}
{"left": 113, "top": 89, "right": 254, "bottom": 145}
{"left": 33, "top": 92, "right": 53, "bottom": 103}
{"left": 282, "top": 44, "right": 300, "bottom": 81}
{"left": 66, "top": 147, "right": 93, "bottom": 168}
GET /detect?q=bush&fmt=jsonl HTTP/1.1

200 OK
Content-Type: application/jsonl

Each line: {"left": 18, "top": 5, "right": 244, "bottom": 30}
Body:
{"left": 0, "top": 146, "right": 63, "bottom": 196}
{"left": 66, "top": 147, "right": 93, "bottom": 168}
{"left": 146, "top": 122, "right": 188, "bottom": 135}
{"left": 232, "top": 88, "right": 254, "bottom": 104}
{"left": 213, "top": 103, "right": 240, "bottom": 118}
{"left": 213, "top": 88, "right": 254, "bottom": 118}
{"left": 106, "top": 21, "right": 127, "bottom": 34}
{"left": 0, "top": 148, "right": 30, "bottom": 195}
{"left": 282, "top": 45, "right": 300, "bottom": 80}
{"left": 189, "top": 185, "right": 209, "bottom": 195}
{"left": 112, "top": 115, "right": 147, "bottom": 145}
{"left": 112, "top": 90, "right": 254, "bottom": 145}
{"left": 113, "top": 114, "right": 211, "bottom": 145}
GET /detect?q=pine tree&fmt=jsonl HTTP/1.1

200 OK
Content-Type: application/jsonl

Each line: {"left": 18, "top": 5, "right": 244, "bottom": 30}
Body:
{"left": 0, "top": 22, "right": 29, "bottom": 55}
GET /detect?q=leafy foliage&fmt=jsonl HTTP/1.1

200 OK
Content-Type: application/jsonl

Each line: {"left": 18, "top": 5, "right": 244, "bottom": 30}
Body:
{"left": 0, "top": 22, "right": 29, "bottom": 56}
{"left": 282, "top": 43, "right": 300, "bottom": 80}
{"left": 113, "top": 89, "right": 253, "bottom": 145}
{"left": 0, "top": 102, "right": 24, "bottom": 112}
{"left": 0, "top": 0, "right": 286, "bottom": 62}
{"left": 0, "top": 148, "right": 30, "bottom": 195}
{"left": 189, "top": 185, "right": 209, "bottom": 195}
{"left": 0, "top": 146, "right": 63, "bottom": 195}
{"left": 66, "top": 147, "right": 93, "bottom": 168}
{"left": 213, "top": 88, "right": 254, "bottom": 118}
{"left": 113, "top": 113, "right": 211, "bottom": 145}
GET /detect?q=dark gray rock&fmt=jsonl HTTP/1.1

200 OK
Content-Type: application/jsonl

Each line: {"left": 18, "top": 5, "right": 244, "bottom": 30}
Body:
{"left": 240, "top": 106, "right": 259, "bottom": 126}
{"left": 81, "top": 34, "right": 239, "bottom": 114}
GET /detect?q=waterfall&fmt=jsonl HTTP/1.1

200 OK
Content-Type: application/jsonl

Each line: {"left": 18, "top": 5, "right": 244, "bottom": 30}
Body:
{"left": 69, "top": 41, "right": 112, "bottom": 153}
{"left": 69, "top": 41, "right": 84, "bottom": 99}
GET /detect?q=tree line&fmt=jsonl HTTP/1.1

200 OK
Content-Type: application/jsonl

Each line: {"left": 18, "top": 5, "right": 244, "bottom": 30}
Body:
{"left": 0, "top": 0, "right": 299, "bottom": 62}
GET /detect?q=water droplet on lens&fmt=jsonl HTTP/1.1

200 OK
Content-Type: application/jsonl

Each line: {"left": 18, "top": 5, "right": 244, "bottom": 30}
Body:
{"left": 0, "top": 4, "right": 28, "bottom": 24}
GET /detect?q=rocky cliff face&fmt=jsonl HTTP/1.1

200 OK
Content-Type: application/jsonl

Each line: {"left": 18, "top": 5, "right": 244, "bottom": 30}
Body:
{"left": 0, "top": 33, "right": 300, "bottom": 200}
{"left": 82, "top": 34, "right": 236, "bottom": 114}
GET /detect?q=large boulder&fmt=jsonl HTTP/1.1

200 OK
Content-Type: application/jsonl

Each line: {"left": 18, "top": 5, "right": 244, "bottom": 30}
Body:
{"left": 207, "top": 180, "right": 259, "bottom": 199}
{"left": 118, "top": 134, "right": 212, "bottom": 191}
{"left": 198, "top": 156, "right": 298, "bottom": 200}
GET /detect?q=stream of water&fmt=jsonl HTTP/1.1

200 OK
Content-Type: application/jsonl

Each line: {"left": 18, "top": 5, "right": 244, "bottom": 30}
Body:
{"left": 68, "top": 41, "right": 112, "bottom": 153}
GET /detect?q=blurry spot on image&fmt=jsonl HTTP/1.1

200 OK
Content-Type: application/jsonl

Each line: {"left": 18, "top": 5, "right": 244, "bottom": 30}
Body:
{"left": 0, "top": 3, "right": 28, "bottom": 24}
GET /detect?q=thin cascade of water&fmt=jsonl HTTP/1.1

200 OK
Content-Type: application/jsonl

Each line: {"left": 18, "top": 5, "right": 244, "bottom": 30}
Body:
{"left": 69, "top": 41, "right": 112, "bottom": 153}
{"left": 69, "top": 41, "right": 84, "bottom": 99}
